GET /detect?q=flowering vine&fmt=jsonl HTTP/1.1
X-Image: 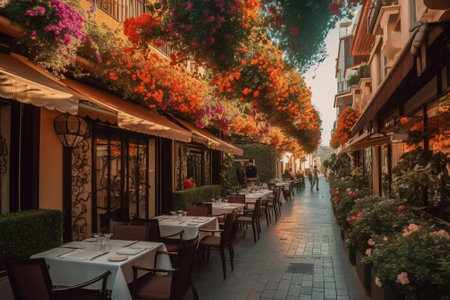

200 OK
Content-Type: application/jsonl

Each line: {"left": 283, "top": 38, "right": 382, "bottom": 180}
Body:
{"left": 330, "top": 106, "right": 360, "bottom": 149}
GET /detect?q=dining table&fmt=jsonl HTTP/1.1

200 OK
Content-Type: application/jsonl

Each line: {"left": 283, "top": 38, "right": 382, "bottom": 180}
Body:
{"left": 31, "top": 239, "right": 171, "bottom": 300}
{"left": 154, "top": 215, "right": 219, "bottom": 240}
{"left": 209, "top": 202, "right": 246, "bottom": 215}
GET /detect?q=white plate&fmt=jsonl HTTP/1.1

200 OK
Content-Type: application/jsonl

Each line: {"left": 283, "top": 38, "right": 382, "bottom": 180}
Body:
{"left": 108, "top": 255, "right": 128, "bottom": 262}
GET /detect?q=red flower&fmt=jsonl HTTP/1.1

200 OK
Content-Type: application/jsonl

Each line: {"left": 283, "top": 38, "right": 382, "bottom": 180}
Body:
{"left": 332, "top": 196, "right": 338, "bottom": 203}
{"left": 335, "top": 190, "right": 339, "bottom": 195}
{"left": 357, "top": 212, "right": 363, "bottom": 218}
{"left": 351, "top": 216, "right": 357, "bottom": 221}
{"left": 398, "top": 205, "right": 405, "bottom": 213}
{"left": 291, "top": 26, "right": 299, "bottom": 35}
{"left": 346, "top": 217, "right": 351, "bottom": 222}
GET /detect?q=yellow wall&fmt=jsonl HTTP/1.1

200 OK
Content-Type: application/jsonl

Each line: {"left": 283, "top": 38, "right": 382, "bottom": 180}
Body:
{"left": 39, "top": 109, "right": 63, "bottom": 210}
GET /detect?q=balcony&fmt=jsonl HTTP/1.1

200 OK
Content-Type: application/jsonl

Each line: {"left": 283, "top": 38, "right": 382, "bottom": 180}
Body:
{"left": 367, "top": 0, "right": 398, "bottom": 34}
{"left": 92, "top": 0, "right": 147, "bottom": 22}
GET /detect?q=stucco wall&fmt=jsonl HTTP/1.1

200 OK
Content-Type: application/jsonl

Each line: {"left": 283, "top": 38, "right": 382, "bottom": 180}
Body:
{"left": 39, "top": 109, "right": 63, "bottom": 210}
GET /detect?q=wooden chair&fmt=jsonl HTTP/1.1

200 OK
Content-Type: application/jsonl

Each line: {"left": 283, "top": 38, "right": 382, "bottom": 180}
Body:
{"left": 186, "top": 204, "right": 210, "bottom": 216}
{"left": 5, "top": 257, "right": 110, "bottom": 300}
{"left": 112, "top": 224, "right": 148, "bottom": 241}
{"left": 236, "top": 199, "right": 261, "bottom": 243}
{"left": 129, "top": 240, "right": 199, "bottom": 300}
{"left": 198, "top": 213, "right": 236, "bottom": 279}
{"left": 227, "top": 195, "right": 246, "bottom": 206}
{"left": 260, "top": 199, "right": 271, "bottom": 227}
{"left": 146, "top": 219, "right": 185, "bottom": 266}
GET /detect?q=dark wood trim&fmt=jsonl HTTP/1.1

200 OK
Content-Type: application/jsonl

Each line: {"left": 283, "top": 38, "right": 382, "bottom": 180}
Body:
{"left": 91, "top": 125, "right": 98, "bottom": 232}
{"left": 211, "top": 150, "right": 221, "bottom": 185}
{"left": 160, "top": 138, "right": 172, "bottom": 214}
{"left": 20, "top": 105, "right": 40, "bottom": 210}
{"left": 62, "top": 147, "right": 72, "bottom": 242}
{"left": 9, "top": 102, "right": 20, "bottom": 212}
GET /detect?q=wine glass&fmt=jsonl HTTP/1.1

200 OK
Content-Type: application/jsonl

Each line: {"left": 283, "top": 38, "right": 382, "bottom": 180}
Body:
{"left": 170, "top": 211, "right": 177, "bottom": 218}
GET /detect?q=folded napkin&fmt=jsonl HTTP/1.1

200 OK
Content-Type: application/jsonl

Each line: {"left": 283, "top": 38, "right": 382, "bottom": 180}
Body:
{"left": 116, "top": 248, "right": 146, "bottom": 255}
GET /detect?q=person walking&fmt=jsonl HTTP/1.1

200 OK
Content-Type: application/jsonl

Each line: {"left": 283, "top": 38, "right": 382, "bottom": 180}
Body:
{"left": 236, "top": 161, "right": 246, "bottom": 186}
{"left": 311, "top": 165, "right": 319, "bottom": 191}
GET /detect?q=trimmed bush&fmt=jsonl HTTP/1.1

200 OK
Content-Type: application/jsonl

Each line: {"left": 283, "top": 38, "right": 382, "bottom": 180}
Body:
{"left": 0, "top": 209, "right": 63, "bottom": 269}
{"left": 172, "top": 185, "right": 222, "bottom": 210}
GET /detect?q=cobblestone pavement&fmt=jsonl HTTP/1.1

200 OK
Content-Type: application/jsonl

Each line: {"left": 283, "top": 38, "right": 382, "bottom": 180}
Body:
{"left": 185, "top": 176, "right": 368, "bottom": 300}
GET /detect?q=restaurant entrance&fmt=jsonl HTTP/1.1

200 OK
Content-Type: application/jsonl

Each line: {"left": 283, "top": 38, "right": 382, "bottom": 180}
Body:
{"left": 93, "top": 126, "right": 156, "bottom": 233}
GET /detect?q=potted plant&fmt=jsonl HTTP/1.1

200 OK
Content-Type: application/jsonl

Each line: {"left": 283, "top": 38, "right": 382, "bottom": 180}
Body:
{"left": 346, "top": 197, "right": 416, "bottom": 294}
{"left": 365, "top": 224, "right": 450, "bottom": 300}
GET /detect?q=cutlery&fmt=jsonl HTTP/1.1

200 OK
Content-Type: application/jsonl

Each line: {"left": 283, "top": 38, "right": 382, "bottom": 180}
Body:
{"left": 89, "top": 251, "right": 109, "bottom": 261}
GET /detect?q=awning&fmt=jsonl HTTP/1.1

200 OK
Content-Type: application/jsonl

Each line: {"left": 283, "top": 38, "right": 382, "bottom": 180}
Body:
{"left": 61, "top": 79, "right": 192, "bottom": 142}
{"left": 174, "top": 117, "right": 244, "bottom": 156}
{"left": 346, "top": 133, "right": 390, "bottom": 151}
{"left": 0, "top": 52, "right": 78, "bottom": 114}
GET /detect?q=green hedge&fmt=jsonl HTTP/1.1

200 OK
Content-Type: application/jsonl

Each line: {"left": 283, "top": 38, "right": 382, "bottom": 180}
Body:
{"left": 227, "top": 141, "right": 279, "bottom": 186}
{"left": 0, "top": 209, "right": 63, "bottom": 269}
{"left": 172, "top": 185, "right": 222, "bottom": 210}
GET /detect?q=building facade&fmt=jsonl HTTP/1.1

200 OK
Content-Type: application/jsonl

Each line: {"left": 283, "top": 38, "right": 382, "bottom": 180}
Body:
{"left": 334, "top": 0, "right": 449, "bottom": 195}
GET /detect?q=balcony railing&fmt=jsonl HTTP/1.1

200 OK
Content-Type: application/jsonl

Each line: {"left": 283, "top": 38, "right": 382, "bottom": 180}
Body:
{"left": 367, "top": 0, "right": 398, "bottom": 34}
{"left": 93, "top": 0, "right": 147, "bottom": 22}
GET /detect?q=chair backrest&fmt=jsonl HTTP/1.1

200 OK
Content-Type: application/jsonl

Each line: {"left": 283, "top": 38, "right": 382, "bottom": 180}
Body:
{"left": 186, "top": 204, "right": 209, "bottom": 216}
{"left": 227, "top": 195, "right": 245, "bottom": 204}
{"left": 273, "top": 188, "right": 281, "bottom": 205}
{"left": 253, "top": 200, "right": 261, "bottom": 219}
{"left": 112, "top": 224, "right": 148, "bottom": 241}
{"left": 268, "top": 183, "right": 276, "bottom": 190}
{"left": 221, "top": 213, "right": 236, "bottom": 247}
{"left": 5, "top": 257, "right": 53, "bottom": 300}
{"left": 146, "top": 219, "right": 161, "bottom": 243}
{"left": 171, "top": 240, "right": 198, "bottom": 299}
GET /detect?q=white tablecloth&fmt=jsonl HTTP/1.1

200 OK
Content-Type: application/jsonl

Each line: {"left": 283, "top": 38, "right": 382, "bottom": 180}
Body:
{"left": 211, "top": 203, "right": 246, "bottom": 215}
{"left": 155, "top": 216, "right": 218, "bottom": 240}
{"left": 31, "top": 240, "right": 171, "bottom": 300}
{"left": 240, "top": 189, "right": 274, "bottom": 203}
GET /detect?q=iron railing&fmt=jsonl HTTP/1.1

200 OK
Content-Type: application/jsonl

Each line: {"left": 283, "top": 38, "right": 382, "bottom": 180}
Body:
{"left": 93, "top": 0, "right": 147, "bottom": 22}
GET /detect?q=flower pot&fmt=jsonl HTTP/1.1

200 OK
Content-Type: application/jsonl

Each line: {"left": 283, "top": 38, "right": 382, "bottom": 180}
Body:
{"left": 371, "top": 268, "right": 404, "bottom": 300}
{"left": 356, "top": 249, "right": 371, "bottom": 295}
{"left": 342, "top": 231, "right": 356, "bottom": 264}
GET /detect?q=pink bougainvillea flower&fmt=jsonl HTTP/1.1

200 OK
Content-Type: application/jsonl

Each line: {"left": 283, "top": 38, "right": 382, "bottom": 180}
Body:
{"left": 396, "top": 272, "right": 410, "bottom": 285}
{"left": 346, "top": 188, "right": 351, "bottom": 192}
{"left": 332, "top": 196, "right": 338, "bottom": 203}
{"left": 187, "top": 2, "right": 193, "bottom": 9}
{"left": 208, "top": 16, "right": 215, "bottom": 22}
{"left": 352, "top": 192, "right": 357, "bottom": 197}
{"left": 346, "top": 217, "right": 351, "bottom": 222}
{"left": 398, "top": 205, "right": 405, "bottom": 213}
{"left": 291, "top": 26, "right": 299, "bottom": 35}
{"left": 375, "top": 277, "right": 382, "bottom": 287}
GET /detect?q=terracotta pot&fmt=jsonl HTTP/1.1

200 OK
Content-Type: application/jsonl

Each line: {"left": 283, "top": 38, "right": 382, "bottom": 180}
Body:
{"left": 370, "top": 268, "right": 404, "bottom": 300}
{"left": 356, "top": 249, "right": 371, "bottom": 295}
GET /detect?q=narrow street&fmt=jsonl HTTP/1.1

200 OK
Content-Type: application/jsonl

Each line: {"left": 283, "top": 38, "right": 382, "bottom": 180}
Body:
{"left": 188, "top": 177, "right": 368, "bottom": 300}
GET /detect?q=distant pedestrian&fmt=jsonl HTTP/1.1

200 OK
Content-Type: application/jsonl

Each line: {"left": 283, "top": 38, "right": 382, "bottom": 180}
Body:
{"left": 311, "top": 165, "right": 319, "bottom": 191}
{"left": 245, "top": 159, "right": 258, "bottom": 183}
{"left": 307, "top": 171, "right": 313, "bottom": 188}
{"left": 326, "top": 167, "right": 332, "bottom": 182}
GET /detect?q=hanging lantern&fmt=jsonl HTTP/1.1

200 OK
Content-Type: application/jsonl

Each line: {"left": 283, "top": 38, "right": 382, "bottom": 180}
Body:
{"left": 54, "top": 113, "right": 88, "bottom": 148}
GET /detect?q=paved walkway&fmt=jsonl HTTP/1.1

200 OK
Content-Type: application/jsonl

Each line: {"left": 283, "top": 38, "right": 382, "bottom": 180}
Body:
{"left": 186, "top": 176, "right": 368, "bottom": 300}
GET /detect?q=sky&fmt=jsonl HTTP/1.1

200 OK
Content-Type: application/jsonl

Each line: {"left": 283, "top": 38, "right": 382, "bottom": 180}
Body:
{"left": 304, "top": 26, "right": 340, "bottom": 147}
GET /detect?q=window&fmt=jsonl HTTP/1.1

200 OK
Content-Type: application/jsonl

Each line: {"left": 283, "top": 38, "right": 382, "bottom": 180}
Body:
{"left": 93, "top": 0, "right": 147, "bottom": 22}
{"left": 175, "top": 142, "right": 212, "bottom": 190}
{"left": 94, "top": 128, "right": 155, "bottom": 232}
